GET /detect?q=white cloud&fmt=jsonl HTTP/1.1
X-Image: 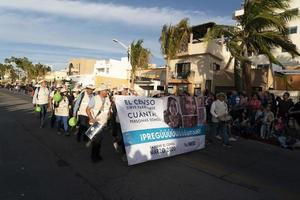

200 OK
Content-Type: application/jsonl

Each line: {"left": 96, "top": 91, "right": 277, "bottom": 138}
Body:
{"left": 0, "top": 0, "right": 234, "bottom": 69}
{"left": 0, "top": 0, "right": 233, "bottom": 27}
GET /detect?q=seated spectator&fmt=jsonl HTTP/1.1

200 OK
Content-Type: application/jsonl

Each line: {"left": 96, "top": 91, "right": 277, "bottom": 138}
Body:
{"left": 233, "top": 110, "right": 251, "bottom": 137}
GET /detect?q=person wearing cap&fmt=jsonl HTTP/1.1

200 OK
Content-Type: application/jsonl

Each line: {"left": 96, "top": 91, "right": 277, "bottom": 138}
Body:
{"left": 210, "top": 92, "right": 231, "bottom": 147}
{"left": 73, "top": 84, "right": 95, "bottom": 142}
{"left": 54, "top": 88, "right": 70, "bottom": 136}
{"left": 86, "top": 85, "right": 111, "bottom": 163}
{"left": 32, "top": 80, "right": 50, "bottom": 128}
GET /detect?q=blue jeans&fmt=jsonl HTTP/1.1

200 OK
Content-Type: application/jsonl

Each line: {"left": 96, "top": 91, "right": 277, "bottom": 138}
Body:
{"left": 56, "top": 116, "right": 68, "bottom": 133}
{"left": 217, "top": 121, "right": 229, "bottom": 145}
{"left": 38, "top": 104, "right": 48, "bottom": 127}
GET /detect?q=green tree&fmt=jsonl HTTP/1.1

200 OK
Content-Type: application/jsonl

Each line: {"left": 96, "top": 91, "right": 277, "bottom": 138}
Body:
{"left": 160, "top": 18, "right": 191, "bottom": 92}
{"left": 129, "top": 40, "right": 151, "bottom": 88}
{"left": 4, "top": 57, "right": 34, "bottom": 82}
{"left": 0, "top": 63, "right": 9, "bottom": 80}
{"left": 206, "top": 0, "right": 300, "bottom": 94}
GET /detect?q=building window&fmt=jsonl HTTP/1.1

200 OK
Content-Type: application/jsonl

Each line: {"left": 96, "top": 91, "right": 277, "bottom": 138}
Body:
{"left": 175, "top": 63, "right": 191, "bottom": 79}
{"left": 257, "top": 64, "right": 270, "bottom": 69}
{"left": 106, "top": 68, "right": 109, "bottom": 74}
{"left": 288, "top": 26, "right": 297, "bottom": 34}
{"left": 97, "top": 68, "right": 105, "bottom": 73}
{"left": 213, "top": 63, "right": 220, "bottom": 71}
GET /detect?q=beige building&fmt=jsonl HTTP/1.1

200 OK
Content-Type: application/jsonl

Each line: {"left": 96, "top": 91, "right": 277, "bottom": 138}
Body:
{"left": 68, "top": 58, "right": 96, "bottom": 76}
{"left": 168, "top": 22, "right": 234, "bottom": 95}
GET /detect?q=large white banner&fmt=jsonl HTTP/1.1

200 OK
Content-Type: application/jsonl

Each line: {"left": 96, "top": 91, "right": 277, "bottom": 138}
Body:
{"left": 115, "top": 95, "right": 206, "bottom": 165}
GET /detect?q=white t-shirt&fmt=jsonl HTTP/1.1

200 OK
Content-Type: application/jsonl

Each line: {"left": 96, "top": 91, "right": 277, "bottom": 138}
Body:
{"left": 33, "top": 87, "right": 50, "bottom": 105}
{"left": 77, "top": 92, "right": 91, "bottom": 116}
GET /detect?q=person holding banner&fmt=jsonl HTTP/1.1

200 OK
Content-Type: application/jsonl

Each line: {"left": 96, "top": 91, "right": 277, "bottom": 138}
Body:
{"left": 73, "top": 85, "right": 95, "bottom": 142}
{"left": 164, "top": 97, "right": 182, "bottom": 128}
{"left": 86, "top": 85, "right": 111, "bottom": 163}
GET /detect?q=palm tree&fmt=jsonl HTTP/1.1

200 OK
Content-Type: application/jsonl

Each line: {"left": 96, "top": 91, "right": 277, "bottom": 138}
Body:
{"left": 68, "top": 63, "right": 74, "bottom": 76}
{"left": 206, "top": 0, "right": 300, "bottom": 94}
{"left": 129, "top": 40, "right": 151, "bottom": 88}
{"left": 160, "top": 18, "right": 191, "bottom": 92}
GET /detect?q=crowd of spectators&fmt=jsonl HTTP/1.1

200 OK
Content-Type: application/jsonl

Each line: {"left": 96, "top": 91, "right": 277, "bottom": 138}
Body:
{"left": 205, "top": 90, "right": 300, "bottom": 149}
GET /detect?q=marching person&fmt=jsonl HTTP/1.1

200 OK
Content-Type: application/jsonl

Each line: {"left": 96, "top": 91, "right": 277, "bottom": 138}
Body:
{"left": 32, "top": 80, "right": 50, "bottom": 128}
{"left": 50, "top": 84, "right": 63, "bottom": 128}
{"left": 73, "top": 85, "right": 95, "bottom": 142}
{"left": 54, "top": 88, "right": 70, "bottom": 136}
{"left": 86, "top": 85, "right": 111, "bottom": 163}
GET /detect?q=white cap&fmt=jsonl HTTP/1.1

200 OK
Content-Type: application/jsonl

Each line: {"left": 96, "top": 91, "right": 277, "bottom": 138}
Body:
{"left": 85, "top": 84, "right": 95, "bottom": 90}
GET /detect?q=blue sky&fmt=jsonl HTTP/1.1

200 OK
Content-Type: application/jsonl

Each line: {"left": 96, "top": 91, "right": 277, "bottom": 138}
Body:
{"left": 0, "top": 0, "right": 242, "bottom": 70}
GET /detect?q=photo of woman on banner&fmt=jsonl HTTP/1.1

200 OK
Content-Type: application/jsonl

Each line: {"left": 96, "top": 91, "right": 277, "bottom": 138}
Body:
{"left": 180, "top": 96, "right": 198, "bottom": 128}
{"left": 164, "top": 97, "right": 182, "bottom": 128}
{"left": 197, "top": 107, "right": 206, "bottom": 125}
{"left": 181, "top": 96, "right": 197, "bottom": 115}
{"left": 196, "top": 96, "right": 205, "bottom": 107}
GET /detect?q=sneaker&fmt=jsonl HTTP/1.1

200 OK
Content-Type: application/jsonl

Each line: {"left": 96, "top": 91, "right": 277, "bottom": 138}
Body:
{"left": 229, "top": 137, "right": 237, "bottom": 142}
{"left": 223, "top": 143, "right": 232, "bottom": 148}
{"left": 216, "top": 135, "right": 222, "bottom": 140}
{"left": 113, "top": 142, "right": 119, "bottom": 153}
{"left": 85, "top": 141, "right": 92, "bottom": 148}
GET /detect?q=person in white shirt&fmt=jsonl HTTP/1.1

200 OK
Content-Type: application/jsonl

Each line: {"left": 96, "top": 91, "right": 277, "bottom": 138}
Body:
{"left": 210, "top": 93, "right": 231, "bottom": 147}
{"left": 54, "top": 88, "right": 70, "bottom": 136}
{"left": 86, "top": 85, "right": 111, "bottom": 163}
{"left": 49, "top": 84, "right": 63, "bottom": 128}
{"left": 32, "top": 80, "right": 50, "bottom": 128}
{"left": 73, "top": 85, "right": 95, "bottom": 142}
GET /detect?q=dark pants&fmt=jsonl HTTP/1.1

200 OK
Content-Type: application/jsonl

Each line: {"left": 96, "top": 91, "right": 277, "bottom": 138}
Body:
{"left": 38, "top": 104, "right": 48, "bottom": 127}
{"left": 50, "top": 111, "right": 56, "bottom": 128}
{"left": 77, "top": 115, "right": 89, "bottom": 142}
{"left": 91, "top": 129, "right": 104, "bottom": 159}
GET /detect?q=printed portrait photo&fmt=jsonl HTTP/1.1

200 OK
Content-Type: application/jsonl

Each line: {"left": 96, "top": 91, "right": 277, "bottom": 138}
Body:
{"left": 163, "top": 96, "right": 182, "bottom": 128}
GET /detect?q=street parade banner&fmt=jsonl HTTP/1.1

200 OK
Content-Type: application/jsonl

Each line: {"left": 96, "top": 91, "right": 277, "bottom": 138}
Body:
{"left": 115, "top": 95, "right": 206, "bottom": 165}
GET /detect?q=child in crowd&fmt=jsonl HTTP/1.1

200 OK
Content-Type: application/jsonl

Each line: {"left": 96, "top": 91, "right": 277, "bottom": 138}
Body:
{"left": 260, "top": 104, "right": 274, "bottom": 139}
{"left": 233, "top": 110, "right": 251, "bottom": 137}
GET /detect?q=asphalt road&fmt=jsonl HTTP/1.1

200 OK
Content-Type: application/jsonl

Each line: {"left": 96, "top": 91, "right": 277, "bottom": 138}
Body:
{"left": 0, "top": 89, "right": 299, "bottom": 200}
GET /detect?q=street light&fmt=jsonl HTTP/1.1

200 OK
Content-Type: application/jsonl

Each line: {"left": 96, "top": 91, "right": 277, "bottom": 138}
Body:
{"left": 113, "top": 39, "right": 132, "bottom": 87}
{"left": 112, "top": 39, "right": 131, "bottom": 62}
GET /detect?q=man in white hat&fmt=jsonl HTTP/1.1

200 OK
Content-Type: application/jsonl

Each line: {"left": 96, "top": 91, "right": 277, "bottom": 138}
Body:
{"left": 32, "top": 80, "right": 50, "bottom": 128}
{"left": 86, "top": 85, "right": 111, "bottom": 162}
{"left": 73, "top": 84, "right": 95, "bottom": 142}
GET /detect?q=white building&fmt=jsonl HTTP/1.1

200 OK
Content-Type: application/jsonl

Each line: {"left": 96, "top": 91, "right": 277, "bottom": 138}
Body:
{"left": 69, "top": 57, "right": 131, "bottom": 88}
